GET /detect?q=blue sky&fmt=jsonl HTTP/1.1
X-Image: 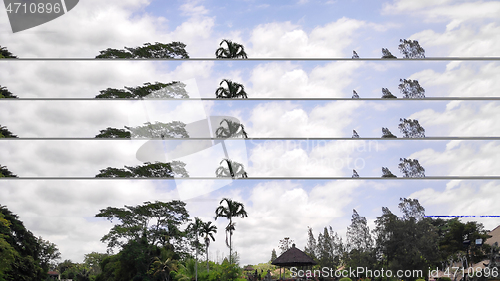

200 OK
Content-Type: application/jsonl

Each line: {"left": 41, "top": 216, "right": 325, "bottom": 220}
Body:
{"left": 1, "top": 0, "right": 500, "bottom": 266}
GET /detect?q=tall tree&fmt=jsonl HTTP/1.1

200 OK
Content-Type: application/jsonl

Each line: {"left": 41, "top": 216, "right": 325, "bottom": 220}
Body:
{"left": 278, "top": 237, "right": 295, "bottom": 254}
{"left": 346, "top": 210, "right": 374, "bottom": 273}
{"left": 0, "top": 125, "right": 18, "bottom": 138}
{"left": 399, "top": 79, "right": 425, "bottom": 99}
{"left": 96, "top": 161, "right": 188, "bottom": 178}
{"left": 96, "top": 42, "right": 189, "bottom": 59}
{"left": 398, "top": 39, "right": 425, "bottom": 59}
{"left": 304, "top": 227, "right": 317, "bottom": 259}
{"left": 95, "top": 200, "right": 190, "bottom": 254}
{"left": 215, "top": 79, "right": 248, "bottom": 99}
{"left": 381, "top": 88, "right": 397, "bottom": 98}
{"left": 317, "top": 228, "right": 334, "bottom": 268}
{"left": 271, "top": 249, "right": 278, "bottom": 262}
{"left": 374, "top": 199, "right": 439, "bottom": 281}
{"left": 37, "top": 237, "right": 61, "bottom": 272}
{"left": 381, "top": 127, "right": 397, "bottom": 138}
{"left": 0, "top": 85, "right": 18, "bottom": 98}
{"left": 381, "top": 48, "right": 397, "bottom": 59}
{"left": 215, "top": 198, "right": 248, "bottom": 264}
{"left": 398, "top": 158, "right": 425, "bottom": 178}
{"left": 187, "top": 217, "right": 204, "bottom": 281}
{"left": 200, "top": 221, "right": 217, "bottom": 272}
{"left": 381, "top": 167, "right": 397, "bottom": 178}
{"left": 216, "top": 159, "right": 248, "bottom": 179}
{"left": 215, "top": 40, "right": 248, "bottom": 59}
{"left": 398, "top": 118, "right": 425, "bottom": 138}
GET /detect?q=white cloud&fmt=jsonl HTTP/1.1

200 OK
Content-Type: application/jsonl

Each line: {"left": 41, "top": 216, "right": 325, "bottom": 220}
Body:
{"left": 248, "top": 18, "right": 366, "bottom": 57}
{"left": 249, "top": 61, "right": 362, "bottom": 97}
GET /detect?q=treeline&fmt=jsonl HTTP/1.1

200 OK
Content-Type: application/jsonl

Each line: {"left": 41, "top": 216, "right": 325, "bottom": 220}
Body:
{"left": 302, "top": 198, "right": 495, "bottom": 281}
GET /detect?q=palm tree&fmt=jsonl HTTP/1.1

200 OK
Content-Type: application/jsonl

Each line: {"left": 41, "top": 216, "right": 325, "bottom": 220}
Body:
{"left": 215, "top": 79, "right": 248, "bottom": 99}
{"left": 215, "top": 119, "right": 248, "bottom": 138}
{"left": 216, "top": 159, "right": 248, "bottom": 179}
{"left": 200, "top": 221, "right": 217, "bottom": 272}
{"left": 215, "top": 39, "right": 248, "bottom": 59}
{"left": 187, "top": 217, "right": 204, "bottom": 281}
{"left": 148, "top": 249, "right": 178, "bottom": 281}
{"left": 215, "top": 198, "right": 248, "bottom": 264}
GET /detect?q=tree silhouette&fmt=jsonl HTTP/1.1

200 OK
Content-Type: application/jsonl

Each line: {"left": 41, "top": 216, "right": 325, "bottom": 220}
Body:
{"left": 352, "top": 90, "right": 359, "bottom": 99}
{"left": 352, "top": 51, "right": 359, "bottom": 59}
{"left": 95, "top": 127, "right": 131, "bottom": 138}
{"left": 381, "top": 167, "right": 397, "bottom": 178}
{"left": 399, "top": 79, "right": 425, "bottom": 99}
{"left": 0, "top": 86, "right": 18, "bottom": 98}
{"left": 215, "top": 198, "right": 248, "bottom": 264}
{"left": 398, "top": 158, "right": 425, "bottom": 178}
{"left": 381, "top": 88, "right": 397, "bottom": 99}
{"left": 0, "top": 46, "right": 17, "bottom": 58}
{"left": 215, "top": 79, "right": 248, "bottom": 99}
{"left": 398, "top": 39, "right": 425, "bottom": 59}
{"left": 381, "top": 128, "right": 397, "bottom": 138}
{"left": 352, "top": 170, "right": 360, "bottom": 178}
{"left": 215, "top": 119, "right": 248, "bottom": 138}
{"left": 352, "top": 130, "right": 360, "bottom": 138}
{"left": 96, "top": 82, "right": 188, "bottom": 99}
{"left": 215, "top": 39, "right": 248, "bottom": 59}
{"left": 398, "top": 118, "right": 425, "bottom": 138}
{"left": 381, "top": 48, "right": 397, "bottom": 59}
{"left": 0, "top": 125, "right": 18, "bottom": 138}
{"left": 96, "top": 42, "right": 189, "bottom": 59}
{"left": 215, "top": 159, "right": 248, "bottom": 179}
{"left": 200, "top": 221, "right": 217, "bottom": 272}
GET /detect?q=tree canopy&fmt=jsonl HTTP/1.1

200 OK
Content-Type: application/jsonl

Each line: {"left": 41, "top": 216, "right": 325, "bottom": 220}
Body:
{"left": 398, "top": 118, "right": 425, "bottom": 138}
{"left": 0, "top": 46, "right": 17, "bottom": 58}
{"left": 95, "top": 161, "right": 189, "bottom": 178}
{"left": 0, "top": 165, "right": 17, "bottom": 177}
{"left": 381, "top": 127, "right": 397, "bottom": 138}
{"left": 0, "top": 125, "right": 18, "bottom": 138}
{"left": 96, "top": 42, "right": 189, "bottom": 59}
{"left": 381, "top": 88, "right": 397, "bottom": 98}
{"left": 215, "top": 40, "right": 248, "bottom": 59}
{"left": 398, "top": 158, "right": 425, "bottom": 178}
{"left": 398, "top": 39, "right": 425, "bottom": 59}
{"left": 95, "top": 127, "right": 131, "bottom": 138}
{"left": 399, "top": 79, "right": 425, "bottom": 99}
{"left": 381, "top": 48, "right": 397, "bottom": 59}
{"left": 95, "top": 81, "right": 188, "bottom": 99}
{"left": 215, "top": 79, "right": 248, "bottom": 99}
{"left": 125, "top": 121, "right": 189, "bottom": 139}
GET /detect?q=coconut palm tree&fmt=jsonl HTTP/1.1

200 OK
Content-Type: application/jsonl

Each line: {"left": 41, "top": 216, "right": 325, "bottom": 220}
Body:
{"left": 200, "top": 221, "right": 217, "bottom": 272}
{"left": 187, "top": 217, "right": 204, "bottom": 281}
{"left": 215, "top": 39, "right": 248, "bottom": 59}
{"left": 215, "top": 79, "right": 248, "bottom": 99}
{"left": 216, "top": 159, "right": 248, "bottom": 179}
{"left": 215, "top": 119, "right": 248, "bottom": 138}
{"left": 215, "top": 198, "right": 248, "bottom": 264}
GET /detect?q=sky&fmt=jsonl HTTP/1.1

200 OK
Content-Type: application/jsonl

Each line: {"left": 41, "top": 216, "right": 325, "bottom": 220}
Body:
{"left": 1, "top": 0, "right": 500, "bottom": 266}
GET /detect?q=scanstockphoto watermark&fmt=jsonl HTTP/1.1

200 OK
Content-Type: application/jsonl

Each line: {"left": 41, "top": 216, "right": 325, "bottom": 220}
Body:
{"left": 290, "top": 267, "right": 424, "bottom": 279}
{"left": 250, "top": 139, "right": 380, "bottom": 154}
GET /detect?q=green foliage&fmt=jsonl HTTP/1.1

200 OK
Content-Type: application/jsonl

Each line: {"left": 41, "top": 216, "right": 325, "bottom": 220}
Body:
{"left": 95, "top": 127, "right": 131, "bottom": 138}
{"left": 339, "top": 277, "right": 353, "bottom": 281}
{"left": 0, "top": 125, "right": 18, "bottom": 138}
{"left": 0, "top": 46, "right": 17, "bottom": 58}
{"left": 96, "top": 81, "right": 188, "bottom": 99}
{"left": 0, "top": 165, "right": 17, "bottom": 177}
{"left": 96, "top": 200, "right": 190, "bottom": 254}
{"left": 215, "top": 40, "right": 248, "bottom": 59}
{"left": 96, "top": 42, "right": 189, "bottom": 59}
{"left": 0, "top": 86, "right": 18, "bottom": 98}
